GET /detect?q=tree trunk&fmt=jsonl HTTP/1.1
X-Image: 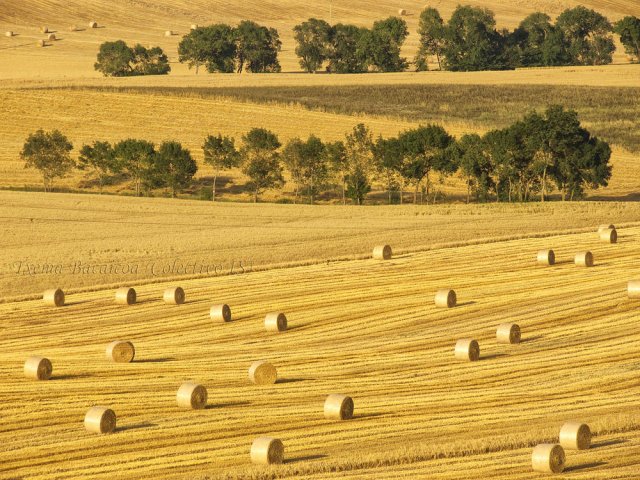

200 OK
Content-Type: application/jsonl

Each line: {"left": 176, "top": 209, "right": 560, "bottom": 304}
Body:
{"left": 212, "top": 174, "right": 217, "bottom": 202}
{"left": 436, "top": 53, "right": 442, "bottom": 70}
{"left": 254, "top": 189, "right": 258, "bottom": 203}
{"left": 540, "top": 166, "right": 547, "bottom": 202}
{"left": 466, "top": 176, "right": 471, "bottom": 204}
{"left": 342, "top": 181, "right": 346, "bottom": 205}
{"left": 413, "top": 182, "right": 419, "bottom": 204}
{"left": 43, "top": 175, "right": 48, "bottom": 193}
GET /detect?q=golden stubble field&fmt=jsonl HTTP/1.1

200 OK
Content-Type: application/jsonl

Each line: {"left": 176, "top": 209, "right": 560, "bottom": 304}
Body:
{"left": 1, "top": 224, "right": 639, "bottom": 479}
{"left": 5, "top": 190, "right": 640, "bottom": 301}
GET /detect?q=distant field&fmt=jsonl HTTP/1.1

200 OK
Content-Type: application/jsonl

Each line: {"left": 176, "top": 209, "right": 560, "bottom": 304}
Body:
{"left": 2, "top": 224, "right": 639, "bottom": 479}
{"left": 3, "top": 190, "right": 640, "bottom": 300}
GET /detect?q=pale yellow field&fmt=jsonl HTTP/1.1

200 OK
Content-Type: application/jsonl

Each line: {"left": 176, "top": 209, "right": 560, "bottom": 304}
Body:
{"left": 5, "top": 190, "right": 640, "bottom": 301}
{"left": 1, "top": 223, "right": 639, "bottom": 479}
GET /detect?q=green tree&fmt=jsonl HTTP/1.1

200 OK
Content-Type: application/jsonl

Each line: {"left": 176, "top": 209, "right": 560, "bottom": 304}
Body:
{"left": 131, "top": 44, "right": 171, "bottom": 75}
{"left": 345, "top": 165, "right": 371, "bottom": 205}
{"left": 282, "top": 138, "right": 304, "bottom": 203}
{"left": 202, "top": 134, "right": 240, "bottom": 201}
{"left": 155, "top": 141, "right": 197, "bottom": 198}
{"left": 398, "top": 125, "right": 456, "bottom": 203}
{"left": 327, "top": 24, "right": 367, "bottom": 73}
{"left": 344, "top": 124, "right": 374, "bottom": 204}
{"left": 235, "top": 21, "right": 282, "bottom": 73}
{"left": 240, "top": 128, "right": 284, "bottom": 202}
{"left": 297, "top": 135, "right": 328, "bottom": 204}
{"left": 415, "top": 7, "right": 447, "bottom": 70}
{"left": 556, "top": 6, "right": 615, "bottom": 65}
{"left": 457, "top": 134, "right": 493, "bottom": 203}
{"left": 372, "top": 136, "right": 403, "bottom": 204}
{"left": 513, "top": 13, "right": 561, "bottom": 66}
{"left": 113, "top": 139, "right": 157, "bottom": 196}
{"left": 178, "top": 25, "right": 236, "bottom": 73}
{"left": 443, "top": 5, "right": 513, "bottom": 71}
{"left": 326, "top": 140, "right": 348, "bottom": 204}
{"left": 357, "top": 18, "right": 408, "bottom": 72}
{"left": 293, "top": 18, "right": 332, "bottom": 73}
{"left": 21, "top": 129, "right": 74, "bottom": 192}
{"left": 614, "top": 16, "right": 640, "bottom": 62}
{"left": 77, "top": 141, "right": 115, "bottom": 193}
{"left": 94, "top": 40, "right": 134, "bottom": 77}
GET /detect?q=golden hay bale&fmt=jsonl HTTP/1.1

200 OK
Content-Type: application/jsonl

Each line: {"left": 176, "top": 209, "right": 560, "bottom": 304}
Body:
{"left": 372, "top": 244, "right": 392, "bottom": 260}
{"left": 84, "top": 406, "right": 116, "bottom": 434}
{"left": 165, "top": 30, "right": 173, "bottom": 37}
{"left": 455, "top": 339, "right": 479, "bottom": 361}
{"left": 250, "top": 437, "right": 284, "bottom": 465}
{"left": 264, "top": 312, "right": 287, "bottom": 332}
{"left": 24, "top": 356, "right": 52, "bottom": 380}
{"left": 531, "top": 443, "right": 565, "bottom": 474}
{"left": 496, "top": 323, "right": 521, "bottom": 344}
{"left": 89, "top": 21, "right": 98, "bottom": 28}
{"left": 163, "top": 286, "right": 185, "bottom": 304}
{"left": 5, "top": 31, "right": 13, "bottom": 37}
{"left": 43, "top": 288, "right": 64, "bottom": 307}
{"left": 537, "top": 249, "right": 555, "bottom": 266}
{"left": 106, "top": 340, "right": 135, "bottom": 363}
{"left": 249, "top": 360, "right": 277, "bottom": 385}
{"left": 599, "top": 228, "right": 617, "bottom": 244}
{"left": 398, "top": 8, "right": 407, "bottom": 15}
{"left": 598, "top": 224, "right": 614, "bottom": 233}
{"left": 210, "top": 304, "right": 231, "bottom": 322}
{"left": 627, "top": 280, "right": 640, "bottom": 299}
{"left": 176, "top": 382, "right": 208, "bottom": 409}
{"left": 434, "top": 289, "right": 456, "bottom": 308}
{"left": 38, "top": 39, "right": 46, "bottom": 47}
{"left": 41, "top": 26, "right": 49, "bottom": 33}
{"left": 559, "top": 422, "right": 591, "bottom": 450}
{"left": 190, "top": 24, "right": 198, "bottom": 30}
{"left": 575, "top": 251, "right": 594, "bottom": 267}
{"left": 47, "top": 33, "right": 56, "bottom": 41}
{"left": 115, "top": 287, "right": 136, "bottom": 305}
{"left": 324, "top": 394, "right": 354, "bottom": 420}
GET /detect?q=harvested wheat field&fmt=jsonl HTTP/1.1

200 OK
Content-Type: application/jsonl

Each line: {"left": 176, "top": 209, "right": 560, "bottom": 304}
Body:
{"left": 1, "top": 225, "right": 640, "bottom": 479}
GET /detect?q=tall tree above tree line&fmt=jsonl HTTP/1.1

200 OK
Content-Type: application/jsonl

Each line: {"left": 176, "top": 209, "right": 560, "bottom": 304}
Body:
{"left": 415, "top": 7, "right": 447, "bottom": 70}
{"left": 555, "top": 6, "right": 615, "bottom": 65}
{"left": 21, "top": 129, "right": 74, "bottom": 192}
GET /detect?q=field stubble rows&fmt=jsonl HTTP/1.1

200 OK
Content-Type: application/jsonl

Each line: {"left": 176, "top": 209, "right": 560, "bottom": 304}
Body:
{"left": 0, "top": 223, "right": 639, "bottom": 478}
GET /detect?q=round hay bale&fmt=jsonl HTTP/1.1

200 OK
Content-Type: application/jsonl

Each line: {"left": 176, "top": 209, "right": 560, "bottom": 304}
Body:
{"left": 47, "top": 33, "right": 56, "bottom": 41}
{"left": 176, "top": 382, "right": 208, "bottom": 409}
{"left": 5, "top": 31, "right": 14, "bottom": 37}
{"left": 575, "top": 251, "right": 594, "bottom": 267}
{"left": 38, "top": 39, "right": 46, "bottom": 47}
{"left": 106, "top": 340, "right": 135, "bottom": 363}
{"left": 190, "top": 24, "right": 198, "bottom": 30}
{"left": 537, "top": 249, "right": 555, "bottom": 266}
{"left": 24, "top": 356, "right": 52, "bottom": 380}
{"left": 496, "top": 323, "right": 521, "bottom": 344}
{"left": 324, "top": 394, "right": 354, "bottom": 420}
{"left": 250, "top": 437, "right": 284, "bottom": 465}
{"left": 372, "top": 244, "right": 392, "bottom": 260}
{"left": 43, "top": 288, "right": 64, "bottom": 307}
{"left": 84, "top": 406, "right": 116, "bottom": 434}
{"left": 627, "top": 280, "right": 640, "bottom": 299}
{"left": 598, "top": 224, "right": 614, "bottom": 233}
{"left": 559, "top": 422, "right": 591, "bottom": 450}
{"left": 163, "top": 286, "right": 185, "bottom": 305}
{"left": 264, "top": 312, "right": 287, "bottom": 332}
{"left": 165, "top": 30, "right": 173, "bottom": 37}
{"left": 599, "top": 228, "right": 617, "bottom": 243}
{"left": 248, "top": 360, "right": 277, "bottom": 385}
{"left": 41, "top": 26, "right": 49, "bottom": 33}
{"left": 435, "top": 289, "right": 456, "bottom": 308}
{"left": 398, "top": 8, "right": 407, "bottom": 15}
{"left": 115, "top": 287, "right": 136, "bottom": 305}
{"left": 455, "top": 339, "right": 479, "bottom": 361}
{"left": 210, "top": 304, "right": 231, "bottom": 322}
{"left": 89, "top": 21, "right": 98, "bottom": 28}
{"left": 531, "top": 443, "right": 565, "bottom": 474}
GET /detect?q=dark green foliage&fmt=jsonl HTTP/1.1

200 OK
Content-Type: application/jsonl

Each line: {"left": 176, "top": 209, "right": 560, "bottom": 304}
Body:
{"left": 345, "top": 165, "right": 371, "bottom": 205}
{"left": 326, "top": 23, "right": 368, "bottom": 73}
{"left": 415, "top": 7, "right": 447, "bottom": 70}
{"left": 615, "top": 16, "right": 640, "bottom": 62}
{"left": 202, "top": 134, "right": 240, "bottom": 201}
{"left": 235, "top": 21, "right": 282, "bottom": 73}
{"left": 77, "top": 141, "right": 116, "bottom": 193}
{"left": 282, "top": 135, "right": 328, "bottom": 203}
{"left": 556, "top": 6, "right": 615, "bottom": 65}
{"left": 113, "top": 139, "right": 157, "bottom": 196}
{"left": 240, "top": 128, "right": 284, "bottom": 202}
{"left": 95, "top": 41, "right": 170, "bottom": 77}
{"left": 155, "top": 141, "right": 198, "bottom": 197}
{"left": 178, "top": 25, "right": 237, "bottom": 73}
{"left": 293, "top": 18, "right": 332, "bottom": 73}
{"left": 21, "top": 129, "right": 74, "bottom": 192}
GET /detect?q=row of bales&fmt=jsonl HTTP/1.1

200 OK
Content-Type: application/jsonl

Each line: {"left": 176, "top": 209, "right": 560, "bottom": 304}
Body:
{"left": 3, "top": 21, "right": 99, "bottom": 47}
{"left": 373, "top": 224, "right": 623, "bottom": 474}
{"left": 32, "top": 285, "right": 347, "bottom": 464}
{"left": 31, "top": 223, "right": 623, "bottom": 468}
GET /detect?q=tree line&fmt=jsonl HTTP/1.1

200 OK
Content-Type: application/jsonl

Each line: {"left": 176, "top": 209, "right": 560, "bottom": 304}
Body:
{"left": 20, "top": 106, "right": 611, "bottom": 203}
{"left": 93, "top": 8, "right": 640, "bottom": 77}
